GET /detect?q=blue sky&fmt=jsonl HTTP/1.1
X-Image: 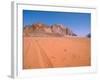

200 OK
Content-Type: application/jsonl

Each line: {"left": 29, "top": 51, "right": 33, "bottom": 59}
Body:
{"left": 23, "top": 10, "right": 91, "bottom": 36}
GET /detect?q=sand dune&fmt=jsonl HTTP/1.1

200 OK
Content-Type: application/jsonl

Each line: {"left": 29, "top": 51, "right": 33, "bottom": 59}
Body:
{"left": 23, "top": 36, "right": 90, "bottom": 69}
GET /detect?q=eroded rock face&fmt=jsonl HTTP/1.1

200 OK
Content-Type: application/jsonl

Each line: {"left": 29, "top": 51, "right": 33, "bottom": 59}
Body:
{"left": 23, "top": 25, "right": 33, "bottom": 36}
{"left": 51, "top": 24, "right": 66, "bottom": 35}
{"left": 32, "top": 23, "right": 48, "bottom": 31}
{"left": 23, "top": 23, "right": 77, "bottom": 37}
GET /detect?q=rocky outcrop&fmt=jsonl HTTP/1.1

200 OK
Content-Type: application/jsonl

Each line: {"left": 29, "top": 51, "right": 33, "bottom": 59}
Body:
{"left": 51, "top": 24, "right": 66, "bottom": 35}
{"left": 23, "top": 25, "right": 33, "bottom": 36}
{"left": 86, "top": 33, "right": 91, "bottom": 38}
{"left": 24, "top": 23, "right": 77, "bottom": 37}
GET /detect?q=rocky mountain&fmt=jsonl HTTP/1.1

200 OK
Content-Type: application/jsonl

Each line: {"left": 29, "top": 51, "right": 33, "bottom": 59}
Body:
{"left": 24, "top": 23, "right": 77, "bottom": 37}
{"left": 51, "top": 24, "right": 66, "bottom": 35}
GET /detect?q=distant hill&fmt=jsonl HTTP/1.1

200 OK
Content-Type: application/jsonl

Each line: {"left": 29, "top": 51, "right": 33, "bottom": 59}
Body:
{"left": 86, "top": 33, "right": 91, "bottom": 38}
{"left": 24, "top": 23, "right": 77, "bottom": 37}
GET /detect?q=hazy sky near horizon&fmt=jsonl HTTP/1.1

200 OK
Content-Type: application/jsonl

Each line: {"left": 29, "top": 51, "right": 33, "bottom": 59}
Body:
{"left": 23, "top": 10, "right": 91, "bottom": 36}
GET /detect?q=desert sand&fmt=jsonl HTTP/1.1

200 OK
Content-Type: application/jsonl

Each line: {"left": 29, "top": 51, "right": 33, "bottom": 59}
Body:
{"left": 23, "top": 36, "right": 90, "bottom": 69}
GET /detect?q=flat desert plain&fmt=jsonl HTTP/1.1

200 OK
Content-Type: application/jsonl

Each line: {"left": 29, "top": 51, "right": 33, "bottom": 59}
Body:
{"left": 23, "top": 36, "right": 91, "bottom": 69}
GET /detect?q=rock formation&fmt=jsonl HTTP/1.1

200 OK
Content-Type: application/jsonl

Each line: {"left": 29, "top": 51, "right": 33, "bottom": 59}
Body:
{"left": 86, "top": 33, "right": 91, "bottom": 38}
{"left": 24, "top": 23, "right": 77, "bottom": 37}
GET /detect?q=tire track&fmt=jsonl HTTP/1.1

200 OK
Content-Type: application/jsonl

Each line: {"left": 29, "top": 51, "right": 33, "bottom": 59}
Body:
{"left": 35, "top": 39, "right": 53, "bottom": 68}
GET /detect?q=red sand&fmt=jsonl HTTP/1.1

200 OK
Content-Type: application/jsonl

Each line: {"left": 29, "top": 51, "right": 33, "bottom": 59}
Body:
{"left": 23, "top": 37, "right": 91, "bottom": 69}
